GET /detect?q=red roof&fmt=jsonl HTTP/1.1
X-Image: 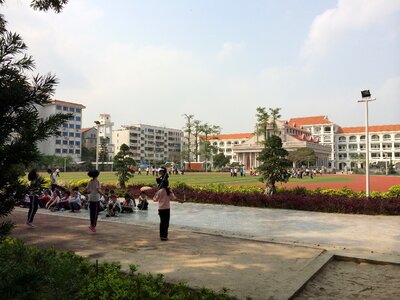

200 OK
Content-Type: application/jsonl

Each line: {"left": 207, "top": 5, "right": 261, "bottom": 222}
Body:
{"left": 49, "top": 99, "right": 86, "bottom": 109}
{"left": 290, "top": 134, "right": 319, "bottom": 143}
{"left": 208, "top": 133, "right": 254, "bottom": 140}
{"left": 338, "top": 125, "right": 400, "bottom": 133}
{"left": 81, "top": 127, "right": 94, "bottom": 133}
{"left": 288, "top": 116, "right": 333, "bottom": 127}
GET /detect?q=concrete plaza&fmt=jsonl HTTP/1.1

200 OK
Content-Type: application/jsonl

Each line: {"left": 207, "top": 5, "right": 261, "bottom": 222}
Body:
{"left": 10, "top": 202, "right": 400, "bottom": 299}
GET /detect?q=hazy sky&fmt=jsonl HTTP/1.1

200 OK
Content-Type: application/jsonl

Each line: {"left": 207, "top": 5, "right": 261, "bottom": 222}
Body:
{"left": 3, "top": 0, "right": 400, "bottom": 132}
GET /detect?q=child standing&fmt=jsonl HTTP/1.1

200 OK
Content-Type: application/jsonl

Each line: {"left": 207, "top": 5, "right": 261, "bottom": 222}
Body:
{"left": 26, "top": 169, "right": 42, "bottom": 227}
{"left": 86, "top": 170, "right": 102, "bottom": 232}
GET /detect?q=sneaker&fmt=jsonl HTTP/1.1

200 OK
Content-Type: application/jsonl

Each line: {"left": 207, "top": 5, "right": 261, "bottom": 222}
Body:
{"left": 160, "top": 237, "right": 168, "bottom": 241}
{"left": 26, "top": 222, "right": 35, "bottom": 228}
{"left": 60, "top": 208, "right": 65, "bottom": 212}
{"left": 89, "top": 226, "right": 96, "bottom": 232}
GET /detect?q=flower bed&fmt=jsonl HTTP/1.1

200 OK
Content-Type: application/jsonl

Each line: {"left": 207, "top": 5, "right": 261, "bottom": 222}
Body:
{"left": 67, "top": 181, "right": 400, "bottom": 215}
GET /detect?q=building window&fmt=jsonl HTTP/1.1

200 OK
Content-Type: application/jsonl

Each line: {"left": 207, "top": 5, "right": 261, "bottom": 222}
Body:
{"left": 69, "top": 124, "right": 74, "bottom": 129}
{"left": 69, "top": 116, "right": 74, "bottom": 121}
{"left": 349, "top": 136, "right": 357, "bottom": 142}
{"left": 56, "top": 105, "right": 62, "bottom": 110}
{"left": 63, "top": 123, "right": 68, "bottom": 128}
{"left": 395, "top": 134, "right": 400, "bottom": 140}
{"left": 69, "top": 149, "right": 74, "bottom": 154}
{"left": 69, "top": 107, "right": 75, "bottom": 112}
{"left": 76, "top": 125, "right": 81, "bottom": 129}
{"left": 55, "top": 149, "right": 61, "bottom": 153}
{"left": 219, "top": 142, "right": 224, "bottom": 146}
{"left": 63, "top": 140, "right": 68, "bottom": 145}
{"left": 63, "top": 106, "right": 68, "bottom": 111}
{"left": 75, "top": 149, "right": 80, "bottom": 154}
{"left": 69, "top": 141, "right": 74, "bottom": 145}
{"left": 324, "top": 126, "right": 331, "bottom": 132}
{"left": 62, "top": 131, "right": 68, "bottom": 136}
{"left": 75, "top": 133, "right": 81, "bottom": 138}
{"left": 371, "top": 135, "right": 379, "bottom": 141}
{"left": 76, "top": 108, "right": 81, "bottom": 113}
{"left": 360, "top": 135, "right": 366, "bottom": 141}
{"left": 75, "top": 116, "right": 81, "bottom": 121}
{"left": 383, "top": 134, "right": 391, "bottom": 141}
{"left": 75, "top": 141, "right": 80, "bottom": 146}
{"left": 338, "top": 136, "right": 346, "bottom": 142}
{"left": 55, "top": 140, "right": 61, "bottom": 144}
{"left": 69, "top": 132, "right": 74, "bottom": 137}
{"left": 62, "top": 149, "right": 67, "bottom": 153}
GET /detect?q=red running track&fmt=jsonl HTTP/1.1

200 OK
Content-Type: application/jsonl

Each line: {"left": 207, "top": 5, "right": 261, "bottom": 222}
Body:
{"left": 281, "top": 175, "right": 400, "bottom": 192}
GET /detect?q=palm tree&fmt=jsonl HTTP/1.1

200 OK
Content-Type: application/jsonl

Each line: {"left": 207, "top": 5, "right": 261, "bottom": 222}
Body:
{"left": 269, "top": 108, "right": 281, "bottom": 136}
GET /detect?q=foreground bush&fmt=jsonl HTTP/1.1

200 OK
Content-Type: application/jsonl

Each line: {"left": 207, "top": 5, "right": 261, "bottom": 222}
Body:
{"left": 0, "top": 239, "right": 240, "bottom": 300}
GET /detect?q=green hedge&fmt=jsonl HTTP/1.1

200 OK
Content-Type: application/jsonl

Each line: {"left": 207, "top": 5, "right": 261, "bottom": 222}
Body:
{"left": 0, "top": 238, "right": 242, "bottom": 300}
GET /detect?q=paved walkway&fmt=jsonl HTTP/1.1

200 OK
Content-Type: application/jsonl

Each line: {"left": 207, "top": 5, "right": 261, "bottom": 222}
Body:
{"left": 10, "top": 203, "right": 400, "bottom": 299}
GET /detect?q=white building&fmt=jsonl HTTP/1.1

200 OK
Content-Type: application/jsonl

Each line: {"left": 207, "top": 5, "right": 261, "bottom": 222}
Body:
{"left": 113, "top": 124, "right": 183, "bottom": 164}
{"left": 37, "top": 99, "right": 85, "bottom": 161}
{"left": 208, "top": 133, "right": 254, "bottom": 163}
{"left": 288, "top": 116, "right": 400, "bottom": 170}
{"left": 96, "top": 114, "right": 115, "bottom": 161}
{"left": 233, "top": 120, "right": 331, "bottom": 169}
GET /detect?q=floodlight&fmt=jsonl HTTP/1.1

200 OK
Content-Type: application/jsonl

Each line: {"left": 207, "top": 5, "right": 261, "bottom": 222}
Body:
{"left": 361, "top": 90, "right": 371, "bottom": 98}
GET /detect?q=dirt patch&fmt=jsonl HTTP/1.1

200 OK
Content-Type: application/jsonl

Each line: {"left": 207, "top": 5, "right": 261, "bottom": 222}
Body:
{"left": 294, "top": 258, "right": 400, "bottom": 299}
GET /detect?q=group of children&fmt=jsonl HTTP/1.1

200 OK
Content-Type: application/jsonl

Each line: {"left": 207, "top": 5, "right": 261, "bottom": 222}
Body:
{"left": 26, "top": 167, "right": 177, "bottom": 240}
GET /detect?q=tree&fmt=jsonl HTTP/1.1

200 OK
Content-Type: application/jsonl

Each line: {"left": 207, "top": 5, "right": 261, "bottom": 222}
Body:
{"left": 257, "top": 135, "right": 291, "bottom": 196}
{"left": 182, "top": 114, "right": 194, "bottom": 168}
{"left": 213, "top": 153, "right": 230, "bottom": 168}
{"left": 288, "top": 148, "right": 317, "bottom": 168}
{"left": 192, "top": 120, "right": 202, "bottom": 162}
{"left": 349, "top": 153, "right": 366, "bottom": 170}
{"left": 98, "top": 137, "right": 109, "bottom": 171}
{"left": 0, "top": 0, "right": 69, "bottom": 238}
{"left": 269, "top": 108, "right": 281, "bottom": 135}
{"left": 199, "top": 123, "right": 221, "bottom": 171}
{"left": 113, "top": 144, "right": 136, "bottom": 188}
{"left": 255, "top": 107, "right": 270, "bottom": 145}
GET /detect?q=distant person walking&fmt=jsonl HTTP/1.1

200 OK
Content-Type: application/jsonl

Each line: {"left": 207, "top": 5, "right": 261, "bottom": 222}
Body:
{"left": 86, "top": 170, "right": 102, "bottom": 232}
{"left": 153, "top": 167, "right": 176, "bottom": 241}
{"left": 26, "top": 169, "right": 42, "bottom": 227}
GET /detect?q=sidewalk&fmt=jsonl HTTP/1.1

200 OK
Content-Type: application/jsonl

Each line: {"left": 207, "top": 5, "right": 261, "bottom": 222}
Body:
{"left": 10, "top": 204, "right": 400, "bottom": 299}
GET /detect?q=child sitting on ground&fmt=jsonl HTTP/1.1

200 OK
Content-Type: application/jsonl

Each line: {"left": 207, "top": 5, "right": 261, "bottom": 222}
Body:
{"left": 121, "top": 194, "right": 135, "bottom": 213}
{"left": 137, "top": 191, "right": 148, "bottom": 210}
{"left": 69, "top": 187, "right": 82, "bottom": 212}
{"left": 106, "top": 194, "right": 121, "bottom": 217}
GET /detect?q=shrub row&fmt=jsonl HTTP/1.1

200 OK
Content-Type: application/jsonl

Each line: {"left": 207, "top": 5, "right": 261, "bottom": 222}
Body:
{"left": 0, "top": 238, "right": 240, "bottom": 300}
{"left": 65, "top": 181, "right": 400, "bottom": 215}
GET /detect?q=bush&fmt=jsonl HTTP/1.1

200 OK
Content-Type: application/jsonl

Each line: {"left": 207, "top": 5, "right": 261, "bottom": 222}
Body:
{"left": 0, "top": 238, "right": 240, "bottom": 300}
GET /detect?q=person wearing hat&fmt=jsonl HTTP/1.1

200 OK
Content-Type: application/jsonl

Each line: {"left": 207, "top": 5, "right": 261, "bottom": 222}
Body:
{"left": 153, "top": 167, "right": 176, "bottom": 241}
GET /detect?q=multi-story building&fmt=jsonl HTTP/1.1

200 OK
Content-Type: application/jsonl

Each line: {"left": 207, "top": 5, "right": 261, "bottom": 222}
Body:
{"left": 288, "top": 116, "right": 400, "bottom": 170}
{"left": 37, "top": 99, "right": 85, "bottom": 161}
{"left": 81, "top": 127, "right": 97, "bottom": 149}
{"left": 112, "top": 124, "right": 183, "bottom": 164}
{"left": 233, "top": 120, "right": 331, "bottom": 169}
{"left": 208, "top": 133, "right": 254, "bottom": 163}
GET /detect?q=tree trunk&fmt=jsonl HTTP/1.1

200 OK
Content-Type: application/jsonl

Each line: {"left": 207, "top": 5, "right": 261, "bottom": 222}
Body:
{"left": 264, "top": 183, "right": 276, "bottom": 196}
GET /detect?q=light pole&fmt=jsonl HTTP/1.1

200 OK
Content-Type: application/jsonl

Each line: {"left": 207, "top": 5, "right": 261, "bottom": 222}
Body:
{"left": 357, "top": 90, "right": 376, "bottom": 198}
{"left": 94, "top": 120, "right": 100, "bottom": 170}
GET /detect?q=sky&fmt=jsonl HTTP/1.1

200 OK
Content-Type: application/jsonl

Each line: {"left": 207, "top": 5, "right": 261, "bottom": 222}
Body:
{"left": 3, "top": 0, "right": 400, "bottom": 133}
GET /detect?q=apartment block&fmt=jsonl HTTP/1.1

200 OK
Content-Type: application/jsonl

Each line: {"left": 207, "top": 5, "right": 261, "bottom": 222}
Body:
{"left": 113, "top": 124, "right": 183, "bottom": 164}
{"left": 37, "top": 99, "right": 85, "bottom": 161}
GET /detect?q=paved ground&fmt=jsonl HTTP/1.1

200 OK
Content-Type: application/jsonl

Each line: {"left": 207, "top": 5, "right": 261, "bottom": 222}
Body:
{"left": 10, "top": 203, "right": 400, "bottom": 299}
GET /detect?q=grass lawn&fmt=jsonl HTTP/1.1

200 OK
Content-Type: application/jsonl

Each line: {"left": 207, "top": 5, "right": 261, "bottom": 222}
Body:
{"left": 45, "top": 171, "right": 355, "bottom": 187}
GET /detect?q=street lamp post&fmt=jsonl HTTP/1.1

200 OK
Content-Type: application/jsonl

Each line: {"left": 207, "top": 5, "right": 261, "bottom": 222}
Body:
{"left": 357, "top": 90, "right": 376, "bottom": 198}
{"left": 94, "top": 121, "right": 100, "bottom": 170}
